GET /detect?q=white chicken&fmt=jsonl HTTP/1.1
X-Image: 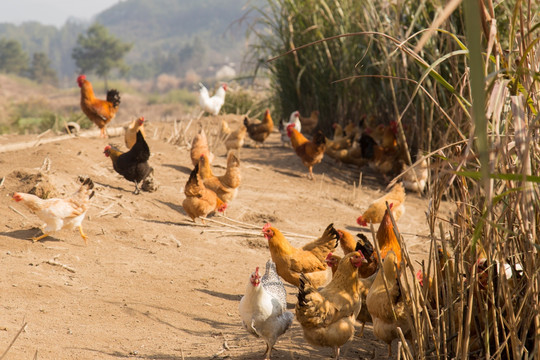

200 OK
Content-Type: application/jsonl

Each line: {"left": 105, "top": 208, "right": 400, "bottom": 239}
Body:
{"left": 239, "top": 260, "right": 294, "bottom": 360}
{"left": 12, "top": 177, "right": 95, "bottom": 244}
{"left": 199, "top": 82, "right": 227, "bottom": 115}
{"left": 279, "top": 111, "right": 301, "bottom": 146}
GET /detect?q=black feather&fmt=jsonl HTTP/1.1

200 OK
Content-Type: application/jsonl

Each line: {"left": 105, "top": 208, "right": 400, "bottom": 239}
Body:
{"left": 359, "top": 133, "right": 377, "bottom": 160}
{"left": 106, "top": 89, "right": 121, "bottom": 108}
{"left": 297, "top": 273, "right": 309, "bottom": 307}
{"left": 313, "top": 130, "right": 326, "bottom": 145}
{"left": 355, "top": 233, "right": 374, "bottom": 259}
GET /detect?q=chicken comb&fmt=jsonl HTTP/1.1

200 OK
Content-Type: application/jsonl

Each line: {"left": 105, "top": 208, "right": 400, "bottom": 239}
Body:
{"left": 255, "top": 266, "right": 260, "bottom": 276}
{"left": 77, "top": 74, "right": 86, "bottom": 82}
{"left": 325, "top": 252, "right": 334, "bottom": 261}
{"left": 262, "top": 223, "right": 272, "bottom": 231}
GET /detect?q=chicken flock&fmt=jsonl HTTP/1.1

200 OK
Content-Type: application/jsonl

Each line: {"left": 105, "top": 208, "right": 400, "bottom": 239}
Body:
{"left": 9, "top": 75, "right": 448, "bottom": 359}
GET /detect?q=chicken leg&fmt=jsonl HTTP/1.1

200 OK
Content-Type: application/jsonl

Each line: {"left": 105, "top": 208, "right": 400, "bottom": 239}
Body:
{"left": 31, "top": 232, "right": 49, "bottom": 242}
{"left": 79, "top": 225, "right": 88, "bottom": 245}
{"left": 307, "top": 166, "right": 314, "bottom": 180}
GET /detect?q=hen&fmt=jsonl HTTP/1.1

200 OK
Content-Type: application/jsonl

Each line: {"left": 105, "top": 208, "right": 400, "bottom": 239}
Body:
{"left": 262, "top": 223, "right": 339, "bottom": 288}
{"left": 198, "top": 152, "right": 241, "bottom": 203}
{"left": 244, "top": 110, "right": 274, "bottom": 147}
{"left": 279, "top": 111, "right": 301, "bottom": 146}
{"left": 125, "top": 116, "right": 146, "bottom": 149}
{"left": 359, "top": 131, "right": 403, "bottom": 177}
{"left": 223, "top": 123, "right": 247, "bottom": 153}
{"left": 296, "top": 251, "right": 364, "bottom": 359}
{"left": 287, "top": 124, "right": 327, "bottom": 180}
{"left": 190, "top": 128, "right": 214, "bottom": 167}
{"left": 356, "top": 183, "right": 405, "bottom": 226}
{"left": 77, "top": 74, "right": 121, "bottom": 138}
{"left": 199, "top": 82, "right": 227, "bottom": 115}
{"left": 239, "top": 261, "right": 294, "bottom": 360}
{"left": 12, "top": 177, "right": 95, "bottom": 244}
{"left": 299, "top": 110, "right": 319, "bottom": 134}
{"left": 104, "top": 130, "right": 153, "bottom": 194}
{"left": 325, "top": 252, "right": 376, "bottom": 337}
{"left": 182, "top": 163, "right": 227, "bottom": 223}
{"left": 366, "top": 250, "right": 412, "bottom": 357}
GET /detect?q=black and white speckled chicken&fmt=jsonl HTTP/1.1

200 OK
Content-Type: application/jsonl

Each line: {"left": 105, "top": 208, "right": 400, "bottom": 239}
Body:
{"left": 239, "top": 261, "right": 294, "bottom": 360}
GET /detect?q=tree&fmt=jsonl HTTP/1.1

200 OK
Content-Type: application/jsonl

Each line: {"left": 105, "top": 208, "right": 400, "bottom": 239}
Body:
{"left": 72, "top": 23, "right": 132, "bottom": 89}
{"left": 0, "top": 39, "right": 29, "bottom": 75}
{"left": 29, "top": 52, "right": 58, "bottom": 85}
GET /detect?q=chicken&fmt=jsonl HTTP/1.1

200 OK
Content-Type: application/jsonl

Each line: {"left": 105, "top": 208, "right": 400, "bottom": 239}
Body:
{"left": 190, "top": 128, "right": 214, "bottom": 167}
{"left": 182, "top": 163, "right": 227, "bottom": 223}
{"left": 359, "top": 132, "right": 404, "bottom": 177}
{"left": 198, "top": 152, "right": 241, "bottom": 203}
{"left": 77, "top": 74, "right": 121, "bottom": 138}
{"left": 299, "top": 110, "right": 319, "bottom": 134}
{"left": 199, "top": 82, "right": 227, "bottom": 115}
{"left": 244, "top": 109, "right": 274, "bottom": 146}
{"left": 366, "top": 250, "right": 412, "bottom": 357}
{"left": 287, "top": 125, "right": 327, "bottom": 180}
{"left": 224, "top": 123, "right": 247, "bottom": 153}
{"left": 103, "top": 130, "right": 153, "bottom": 194}
{"left": 125, "top": 116, "right": 146, "bottom": 149}
{"left": 325, "top": 143, "right": 365, "bottom": 167}
{"left": 12, "top": 177, "right": 95, "bottom": 244}
{"left": 262, "top": 223, "right": 339, "bottom": 288}
{"left": 279, "top": 111, "right": 301, "bottom": 146}
{"left": 326, "top": 124, "right": 352, "bottom": 151}
{"left": 401, "top": 155, "right": 428, "bottom": 193}
{"left": 295, "top": 251, "right": 364, "bottom": 359}
{"left": 239, "top": 261, "right": 294, "bottom": 360}
{"left": 325, "top": 252, "right": 375, "bottom": 338}
{"left": 356, "top": 183, "right": 405, "bottom": 226}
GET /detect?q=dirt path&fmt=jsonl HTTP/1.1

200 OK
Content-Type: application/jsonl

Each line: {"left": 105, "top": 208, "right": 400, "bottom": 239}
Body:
{"left": 0, "top": 118, "right": 450, "bottom": 359}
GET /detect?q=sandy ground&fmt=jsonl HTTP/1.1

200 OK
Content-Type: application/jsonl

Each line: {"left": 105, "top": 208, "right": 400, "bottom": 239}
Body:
{"left": 0, "top": 116, "right": 452, "bottom": 360}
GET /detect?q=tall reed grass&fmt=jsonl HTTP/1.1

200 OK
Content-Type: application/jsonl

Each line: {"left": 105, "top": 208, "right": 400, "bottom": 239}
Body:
{"left": 250, "top": 0, "right": 539, "bottom": 358}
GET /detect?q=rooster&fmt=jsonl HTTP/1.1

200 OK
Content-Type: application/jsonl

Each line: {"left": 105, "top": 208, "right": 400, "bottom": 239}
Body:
{"left": 77, "top": 74, "right": 121, "bottom": 138}
{"left": 244, "top": 110, "right": 274, "bottom": 147}
{"left": 12, "top": 177, "right": 95, "bottom": 244}
{"left": 199, "top": 82, "right": 227, "bottom": 115}
{"left": 104, "top": 130, "right": 153, "bottom": 194}
{"left": 239, "top": 261, "right": 294, "bottom": 360}
{"left": 296, "top": 251, "right": 364, "bottom": 359}
{"left": 287, "top": 124, "right": 326, "bottom": 180}
{"left": 125, "top": 116, "right": 146, "bottom": 149}
{"left": 262, "top": 223, "right": 339, "bottom": 288}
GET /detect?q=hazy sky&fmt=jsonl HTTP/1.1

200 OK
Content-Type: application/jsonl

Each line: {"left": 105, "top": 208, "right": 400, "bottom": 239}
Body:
{"left": 0, "top": 0, "right": 122, "bottom": 27}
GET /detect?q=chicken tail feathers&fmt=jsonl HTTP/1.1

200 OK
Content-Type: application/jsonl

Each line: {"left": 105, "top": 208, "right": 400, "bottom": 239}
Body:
{"left": 243, "top": 116, "right": 249, "bottom": 128}
{"left": 355, "top": 233, "right": 374, "bottom": 259}
{"left": 324, "top": 223, "right": 340, "bottom": 249}
{"left": 106, "top": 89, "right": 121, "bottom": 108}
{"left": 297, "top": 273, "right": 312, "bottom": 307}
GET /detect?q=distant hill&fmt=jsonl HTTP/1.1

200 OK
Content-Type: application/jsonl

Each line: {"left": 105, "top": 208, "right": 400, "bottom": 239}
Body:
{"left": 0, "top": 0, "right": 261, "bottom": 84}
